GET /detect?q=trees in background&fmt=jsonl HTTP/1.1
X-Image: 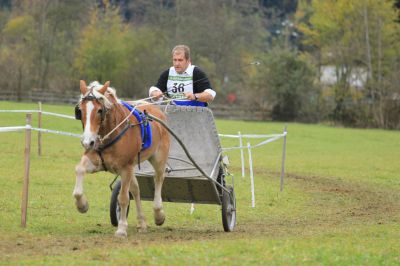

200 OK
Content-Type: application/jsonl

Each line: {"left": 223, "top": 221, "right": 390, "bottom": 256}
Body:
{"left": 0, "top": 0, "right": 92, "bottom": 95}
{"left": 122, "top": 0, "right": 268, "bottom": 101}
{"left": 1, "top": 0, "right": 269, "bottom": 99}
{"left": 74, "top": 4, "right": 133, "bottom": 94}
{"left": 1, "top": 11, "right": 35, "bottom": 100}
{"left": 0, "top": 0, "right": 399, "bottom": 128}
{"left": 297, "top": 0, "right": 400, "bottom": 128}
{"left": 247, "top": 48, "right": 319, "bottom": 122}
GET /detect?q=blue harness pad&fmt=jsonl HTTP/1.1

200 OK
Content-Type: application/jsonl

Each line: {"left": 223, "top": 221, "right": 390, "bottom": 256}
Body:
{"left": 120, "top": 101, "right": 152, "bottom": 150}
{"left": 172, "top": 100, "right": 206, "bottom": 107}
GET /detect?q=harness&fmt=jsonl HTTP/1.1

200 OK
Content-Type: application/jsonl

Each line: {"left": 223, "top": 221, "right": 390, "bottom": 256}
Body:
{"left": 120, "top": 101, "right": 152, "bottom": 150}
{"left": 76, "top": 95, "right": 152, "bottom": 172}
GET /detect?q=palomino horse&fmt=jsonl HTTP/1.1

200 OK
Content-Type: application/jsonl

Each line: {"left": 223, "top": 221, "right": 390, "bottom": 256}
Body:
{"left": 73, "top": 80, "right": 170, "bottom": 237}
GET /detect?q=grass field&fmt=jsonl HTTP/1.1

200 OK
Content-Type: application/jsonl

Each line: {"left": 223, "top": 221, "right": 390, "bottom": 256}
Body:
{"left": 0, "top": 101, "right": 399, "bottom": 265}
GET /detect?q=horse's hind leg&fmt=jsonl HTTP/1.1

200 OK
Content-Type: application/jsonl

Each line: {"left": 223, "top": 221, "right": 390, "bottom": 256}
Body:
{"left": 129, "top": 174, "right": 147, "bottom": 233}
{"left": 73, "top": 155, "right": 98, "bottom": 213}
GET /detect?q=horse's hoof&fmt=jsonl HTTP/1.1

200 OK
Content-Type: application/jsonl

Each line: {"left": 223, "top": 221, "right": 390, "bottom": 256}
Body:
{"left": 154, "top": 209, "right": 165, "bottom": 226}
{"left": 115, "top": 229, "right": 127, "bottom": 238}
{"left": 137, "top": 226, "right": 147, "bottom": 233}
{"left": 76, "top": 202, "right": 89, "bottom": 213}
{"left": 155, "top": 215, "right": 165, "bottom": 226}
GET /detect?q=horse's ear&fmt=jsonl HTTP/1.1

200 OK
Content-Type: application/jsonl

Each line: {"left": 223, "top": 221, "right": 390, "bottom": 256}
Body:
{"left": 99, "top": 81, "right": 110, "bottom": 95}
{"left": 80, "top": 80, "right": 87, "bottom": 95}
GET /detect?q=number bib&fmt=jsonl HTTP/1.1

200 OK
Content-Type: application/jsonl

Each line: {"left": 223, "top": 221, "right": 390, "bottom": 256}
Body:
{"left": 166, "top": 65, "right": 195, "bottom": 99}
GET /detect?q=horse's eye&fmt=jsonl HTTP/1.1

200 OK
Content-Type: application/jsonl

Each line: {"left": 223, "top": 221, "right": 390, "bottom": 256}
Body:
{"left": 97, "top": 109, "right": 103, "bottom": 115}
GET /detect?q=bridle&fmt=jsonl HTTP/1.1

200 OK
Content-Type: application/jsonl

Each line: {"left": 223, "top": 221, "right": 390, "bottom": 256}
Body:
{"left": 75, "top": 90, "right": 107, "bottom": 123}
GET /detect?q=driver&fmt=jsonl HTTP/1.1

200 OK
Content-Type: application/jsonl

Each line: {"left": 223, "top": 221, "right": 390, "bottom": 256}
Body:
{"left": 148, "top": 45, "right": 216, "bottom": 106}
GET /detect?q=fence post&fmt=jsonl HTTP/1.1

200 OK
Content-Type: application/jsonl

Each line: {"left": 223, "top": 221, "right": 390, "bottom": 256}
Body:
{"left": 239, "top": 131, "right": 245, "bottom": 178}
{"left": 38, "top": 101, "right": 42, "bottom": 156}
{"left": 21, "top": 113, "right": 32, "bottom": 227}
{"left": 280, "top": 125, "right": 287, "bottom": 192}
{"left": 247, "top": 142, "right": 255, "bottom": 208}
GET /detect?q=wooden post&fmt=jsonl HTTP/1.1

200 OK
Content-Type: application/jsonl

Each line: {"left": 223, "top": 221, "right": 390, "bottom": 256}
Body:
{"left": 21, "top": 113, "right": 32, "bottom": 227}
{"left": 280, "top": 125, "right": 287, "bottom": 192}
{"left": 38, "top": 101, "right": 42, "bottom": 156}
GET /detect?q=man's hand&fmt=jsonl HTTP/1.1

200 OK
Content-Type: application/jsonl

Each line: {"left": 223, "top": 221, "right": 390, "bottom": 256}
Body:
{"left": 150, "top": 90, "right": 164, "bottom": 100}
{"left": 184, "top": 92, "right": 197, "bottom": 101}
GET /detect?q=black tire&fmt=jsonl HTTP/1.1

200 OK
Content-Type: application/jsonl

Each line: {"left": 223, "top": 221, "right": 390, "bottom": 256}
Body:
{"left": 110, "top": 180, "right": 130, "bottom": 227}
{"left": 222, "top": 185, "right": 236, "bottom": 232}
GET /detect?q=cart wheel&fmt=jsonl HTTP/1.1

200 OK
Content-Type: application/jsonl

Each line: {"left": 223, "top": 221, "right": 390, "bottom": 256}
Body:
{"left": 222, "top": 185, "right": 236, "bottom": 232}
{"left": 110, "top": 180, "right": 130, "bottom": 227}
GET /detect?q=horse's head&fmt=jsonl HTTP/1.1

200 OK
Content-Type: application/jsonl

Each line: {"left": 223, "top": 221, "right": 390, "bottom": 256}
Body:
{"left": 76, "top": 80, "right": 115, "bottom": 150}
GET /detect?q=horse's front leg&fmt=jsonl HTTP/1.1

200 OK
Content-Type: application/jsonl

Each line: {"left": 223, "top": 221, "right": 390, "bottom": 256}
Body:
{"left": 129, "top": 173, "right": 147, "bottom": 233}
{"left": 73, "top": 155, "right": 99, "bottom": 213}
{"left": 115, "top": 169, "right": 133, "bottom": 237}
{"left": 153, "top": 164, "right": 166, "bottom": 226}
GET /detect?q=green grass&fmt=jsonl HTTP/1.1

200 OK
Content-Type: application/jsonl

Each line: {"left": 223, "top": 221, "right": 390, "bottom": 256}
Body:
{"left": 0, "top": 101, "right": 399, "bottom": 265}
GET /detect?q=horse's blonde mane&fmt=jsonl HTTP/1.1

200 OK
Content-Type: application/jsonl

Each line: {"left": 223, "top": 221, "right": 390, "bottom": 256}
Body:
{"left": 81, "top": 81, "right": 117, "bottom": 108}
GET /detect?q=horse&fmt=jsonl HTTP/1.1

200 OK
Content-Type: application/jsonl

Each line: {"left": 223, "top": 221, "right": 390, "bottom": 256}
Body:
{"left": 73, "top": 80, "right": 170, "bottom": 237}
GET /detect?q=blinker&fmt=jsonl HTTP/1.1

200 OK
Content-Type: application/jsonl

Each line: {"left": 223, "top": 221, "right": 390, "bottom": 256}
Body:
{"left": 75, "top": 104, "right": 82, "bottom": 120}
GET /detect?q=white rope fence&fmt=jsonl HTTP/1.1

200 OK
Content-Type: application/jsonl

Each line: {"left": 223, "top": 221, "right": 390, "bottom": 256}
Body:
{"left": 0, "top": 105, "right": 80, "bottom": 227}
{"left": 1, "top": 104, "right": 287, "bottom": 224}
{"left": 0, "top": 126, "right": 27, "bottom": 132}
{"left": 0, "top": 109, "right": 75, "bottom": 119}
{"left": 0, "top": 125, "right": 81, "bottom": 138}
{"left": 219, "top": 128, "right": 288, "bottom": 208}
{"left": 220, "top": 133, "right": 286, "bottom": 150}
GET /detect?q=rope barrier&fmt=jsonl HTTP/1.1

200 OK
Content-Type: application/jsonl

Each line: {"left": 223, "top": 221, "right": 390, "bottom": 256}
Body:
{"left": 219, "top": 133, "right": 285, "bottom": 139}
{"left": 221, "top": 132, "right": 286, "bottom": 151}
{"left": 0, "top": 109, "right": 38, "bottom": 113}
{"left": 40, "top": 111, "right": 75, "bottom": 120}
{"left": 0, "top": 108, "right": 286, "bottom": 164}
{"left": 0, "top": 126, "right": 27, "bottom": 132}
{"left": 0, "top": 125, "right": 81, "bottom": 138}
{"left": 0, "top": 109, "right": 75, "bottom": 119}
{"left": 1, "top": 107, "right": 288, "bottom": 210}
{"left": 32, "top": 127, "right": 81, "bottom": 138}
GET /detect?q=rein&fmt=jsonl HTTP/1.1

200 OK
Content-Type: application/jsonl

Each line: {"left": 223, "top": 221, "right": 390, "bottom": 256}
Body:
{"left": 98, "top": 104, "right": 137, "bottom": 144}
{"left": 99, "top": 97, "right": 175, "bottom": 143}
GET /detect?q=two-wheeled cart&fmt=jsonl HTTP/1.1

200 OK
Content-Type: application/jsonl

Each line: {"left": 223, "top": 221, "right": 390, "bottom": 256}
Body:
{"left": 109, "top": 105, "right": 236, "bottom": 231}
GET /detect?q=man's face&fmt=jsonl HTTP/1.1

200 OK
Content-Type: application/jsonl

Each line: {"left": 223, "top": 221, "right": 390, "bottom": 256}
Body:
{"left": 172, "top": 51, "right": 190, "bottom": 74}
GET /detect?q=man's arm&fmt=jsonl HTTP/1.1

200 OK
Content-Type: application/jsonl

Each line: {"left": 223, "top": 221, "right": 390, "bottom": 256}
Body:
{"left": 185, "top": 90, "right": 215, "bottom": 102}
{"left": 189, "top": 67, "right": 216, "bottom": 102}
{"left": 149, "top": 70, "right": 169, "bottom": 100}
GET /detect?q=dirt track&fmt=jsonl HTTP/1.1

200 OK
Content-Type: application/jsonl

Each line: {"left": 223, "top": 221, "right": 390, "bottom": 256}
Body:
{"left": 2, "top": 173, "right": 399, "bottom": 260}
